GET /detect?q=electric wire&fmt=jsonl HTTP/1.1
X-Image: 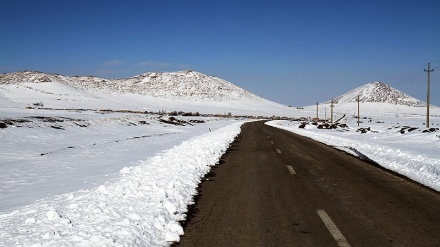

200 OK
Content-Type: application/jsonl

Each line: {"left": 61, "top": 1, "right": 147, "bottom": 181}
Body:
{"left": 390, "top": 64, "right": 426, "bottom": 89}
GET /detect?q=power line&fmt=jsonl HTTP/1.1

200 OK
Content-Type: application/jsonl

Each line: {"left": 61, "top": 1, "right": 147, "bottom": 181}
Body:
{"left": 389, "top": 61, "right": 439, "bottom": 91}
{"left": 391, "top": 64, "right": 426, "bottom": 88}
{"left": 398, "top": 73, "right": 426, "bottom": 88}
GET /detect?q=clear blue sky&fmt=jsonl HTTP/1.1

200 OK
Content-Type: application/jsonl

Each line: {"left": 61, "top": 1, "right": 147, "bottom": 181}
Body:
{"left": 1, "top": 0, "right": 439, "bottom": 106}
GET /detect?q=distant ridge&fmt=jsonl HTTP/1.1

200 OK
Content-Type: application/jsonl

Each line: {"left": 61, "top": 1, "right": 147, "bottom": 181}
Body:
{"left": 0, "top": 70, "right": 301, "bottom": 117}
{"left": 325, "top": 81, "right": 426, "bottom": 107}
{"left": 0, "top": 70, "right": 263, "bottom": 102}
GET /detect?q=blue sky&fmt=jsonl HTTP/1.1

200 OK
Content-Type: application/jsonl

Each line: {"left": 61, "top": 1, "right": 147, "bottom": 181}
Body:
{"left": 1, "top": 0, "right": 439, "bottom": 106}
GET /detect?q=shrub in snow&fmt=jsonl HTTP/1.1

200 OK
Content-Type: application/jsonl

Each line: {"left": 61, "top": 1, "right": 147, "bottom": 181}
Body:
{"left": 32, "top": 101, "right": 44, "bottom": 107}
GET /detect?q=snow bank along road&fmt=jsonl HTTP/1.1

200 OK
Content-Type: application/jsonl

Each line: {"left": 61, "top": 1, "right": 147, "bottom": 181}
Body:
{"left": 177, "top": 121, "right": 440, "bottom": 246}
{"left": 0, "top": 120, "right": 244, "bottom": 246}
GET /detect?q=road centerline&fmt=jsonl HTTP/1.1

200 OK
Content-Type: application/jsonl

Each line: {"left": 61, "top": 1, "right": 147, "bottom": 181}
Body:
{"left": 276, "top": 149, "right": 282, "bottom": 153}
{"left": 179, "top": 122, "right": 440, "bottom": 246}
{"left": 286, "top": 165, "right": 296, "bottom": 175}
{"left": 316, "top": 209, "right": 352, "bottom": 247}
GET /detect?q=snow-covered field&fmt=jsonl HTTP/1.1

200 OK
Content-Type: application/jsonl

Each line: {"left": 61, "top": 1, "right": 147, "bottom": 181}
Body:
{"left": 1, "top": 108, "right": 439, "bottom": 246}
{"left": 267, "top": 115, "right": 440, "bottom": 191}
{"left": 0, "top": 108, "right": 246, "bottom": 246}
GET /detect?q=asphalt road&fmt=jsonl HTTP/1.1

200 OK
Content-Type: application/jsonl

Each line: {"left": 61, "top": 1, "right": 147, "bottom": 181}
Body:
{"left": 177, "top": 121, "right": 440, "bottom": 247}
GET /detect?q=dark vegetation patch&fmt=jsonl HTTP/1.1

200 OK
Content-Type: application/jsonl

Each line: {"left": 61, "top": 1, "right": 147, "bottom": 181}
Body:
{"left": 159, "top": 117, "right": 195, "bottom": 126}
{"left": 188, "top": 119, "right": 205, "bottom": 123}
{"left": 356, "top": 127, "right": 378, "bottom": 134}
{"left": 299, "top": 122, "right": 348, "bottom": 131}
{"left": 50, "top": 125, "right": 65, "bottom": 130}
{"left": 138, "top": 120, "right": 149, "bottom": 125}
{"left": 422, "top": 127, "right": 439, "bottom": 133}
{"left": 1, "top": 116, "right": 91, "bottom": 129}
{"left": 31, "top": 116, "right": 64, "bottom": 122}
{"left": 0, "top": 118, "right": 32, "bottom": 128}
{"left": 317, "top": 122, "right": 348, "bottom": 130}
{"left": 387, "top": 125, "right": 438, "bottom": 134}
{"left": 398, "top": 126, "right": 419, "bottom": 134}
{"left": 298, "top": 122, "right": 307, "bottom": 128}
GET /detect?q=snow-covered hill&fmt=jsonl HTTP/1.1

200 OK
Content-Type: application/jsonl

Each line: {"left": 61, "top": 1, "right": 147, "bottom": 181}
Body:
{"left": 304, "top": 81, "right": 440, "bottom": 117}
{"left": 0, "top": 70, "right": 301, "bottom": 117}
{"left": 0, "top": 70, "right": 262, "bottom": 101}
{"left": 112, "top": 71, "right": 265, "bottom": 101}
{"left": 326, "top": 81, "right": 426, "bottom": 107}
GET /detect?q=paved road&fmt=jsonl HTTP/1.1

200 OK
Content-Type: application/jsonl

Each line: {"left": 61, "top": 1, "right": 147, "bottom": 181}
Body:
{"left": 177, "top": 121, "right": 440, "bottom": 246}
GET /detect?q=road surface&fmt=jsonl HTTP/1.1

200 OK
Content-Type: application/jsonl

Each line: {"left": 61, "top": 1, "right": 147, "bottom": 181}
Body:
{"left": 177, "top": 121, "right": 439, "bottom": 246}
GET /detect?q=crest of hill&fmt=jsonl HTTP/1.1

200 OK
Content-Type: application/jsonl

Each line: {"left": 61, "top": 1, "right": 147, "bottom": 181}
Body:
{"left": 325, "top": 81, "right": 426, "bottom": 107}
{"left": 0, "top": 70, "right": 264, "bottom": 102}
{"left": 112, "top": 70, "right": 264, "bottom": 101}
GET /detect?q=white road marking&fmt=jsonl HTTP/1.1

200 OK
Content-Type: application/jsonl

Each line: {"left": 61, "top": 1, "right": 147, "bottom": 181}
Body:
{"left": 316, "top": 209, "right": 352, "bottom": 247}
{"left": 276, "top": 149, "right": 281, "bottom": 153}
{"left": 270, "top": 141, "right": 274, "bottom": 145}
{"left": 286, "top": 165, "right": 296, "bottom": 175}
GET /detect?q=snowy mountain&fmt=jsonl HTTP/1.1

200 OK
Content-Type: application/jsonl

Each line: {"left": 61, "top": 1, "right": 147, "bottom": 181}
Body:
{"left": 112, "top": 71, "right": 265, "bottom": 101}
{"left": 0, "top": 70, "right": 301, "bottom": 117}
{"left": 0, "top": 70, "right": 263, "bottom": 101}
{"left": 302, "top": 81, "right": 440, "bottom": 117}
{"left": 326, "top": 81, "right": 426, "bottom": 107}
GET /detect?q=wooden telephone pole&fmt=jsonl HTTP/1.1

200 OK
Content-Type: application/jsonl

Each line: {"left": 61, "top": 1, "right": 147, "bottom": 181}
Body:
{"left": 424, "top": 63, "right": 434, "bottom": 128}
{"left": 357, "top": 95, "right": 360, "bottom": 126}
{"left": 330, "top": 99, "right": 334, "bottom": 123}
{"left": 316, "top": 102, "right": 319, "bottom": 120}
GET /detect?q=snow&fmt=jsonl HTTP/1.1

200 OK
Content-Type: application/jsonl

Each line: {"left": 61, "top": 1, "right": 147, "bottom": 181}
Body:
{"left": 0, "top": 108, "right": 245, "bottom": 211}
{"left": 267, "top": 115, "right": 440, "bottom": 191}
{"left": 3, "top": 112, "right": 438, "bottom": 246}
{"left": 0, "top": 83, "right": 301, "bottom": 118}
{"left": 0, "top": 71, "right": 303, "bottom": 117}
{"left": 1, "top": 70, "right": 439, "bottom": 246}
{"left": 0, "top": 108, "right": 245, "bottom": 246}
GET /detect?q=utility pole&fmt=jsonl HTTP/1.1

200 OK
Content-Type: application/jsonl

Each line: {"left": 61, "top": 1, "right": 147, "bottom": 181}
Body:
{"left": 424, "top": 63, "right": 434, "bottom": 128}
{"left": 316, "top": 102, "right": 319, "bottom": 121}
{"left": 330, "top": 99, "right": 334, "bottom": 123}
{"left": 357, "top": 94, "right": 360, "bottom": 127}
